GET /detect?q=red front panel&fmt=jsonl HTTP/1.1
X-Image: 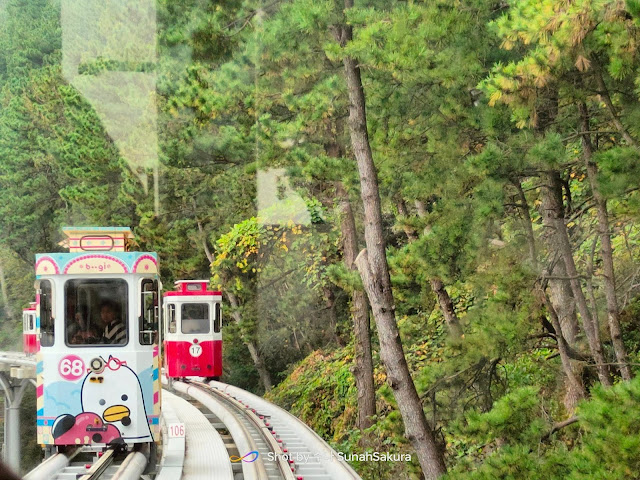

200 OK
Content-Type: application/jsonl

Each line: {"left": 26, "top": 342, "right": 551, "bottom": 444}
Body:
{"left": 23, "top": 333, "right": 37, "bottom": 354}
{"left": 164, "top": 339, "right": 222, "bottom": 378}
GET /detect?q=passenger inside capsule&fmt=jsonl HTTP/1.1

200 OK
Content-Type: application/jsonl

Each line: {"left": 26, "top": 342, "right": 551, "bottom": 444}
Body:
{"left": 65, "top": 279, "right": 128, "bottom": 345}
{"left": 68, "top": 307, "right": 100, "bottom": 344}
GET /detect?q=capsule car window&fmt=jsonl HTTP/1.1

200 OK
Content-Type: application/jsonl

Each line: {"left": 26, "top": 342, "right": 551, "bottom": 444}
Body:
{"left": 39, "top": 280, "right": 54, "bottom": 347}
{"left": 65, "top": 279, "right": 128, "bottom": 346}
{"left": 181, "top": 303, "right": 210, "bottom": 334}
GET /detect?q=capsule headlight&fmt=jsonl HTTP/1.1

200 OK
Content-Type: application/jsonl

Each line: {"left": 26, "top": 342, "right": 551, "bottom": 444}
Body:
{"left": 90, "top": 357, "right": 105, "bottom": 374}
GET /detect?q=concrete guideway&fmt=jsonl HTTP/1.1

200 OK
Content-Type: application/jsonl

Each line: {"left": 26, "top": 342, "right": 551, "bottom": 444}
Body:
{"left": 27, "top": 447, "right": 149, "bottom": 480}
{"left": 156, "top": 390, "right": 185, "bottom": 480}
{"left": 170, "top": 380, "right": 273, "bottom": 480}
{"left": 1, "top": 352, "right": 363, "bottom": 480}
{"left": 160, "top": 389, "right": 233, "bottom": 480}
{"left": 208, "top": 381, "right": 362, "bottom": 480}
{"left": 0, "top": 351, "right": 37, "bottom": 379}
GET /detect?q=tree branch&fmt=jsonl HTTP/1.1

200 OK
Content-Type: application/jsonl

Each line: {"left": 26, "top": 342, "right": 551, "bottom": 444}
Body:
{"left": 542, "top": 415, "right": 579, "bottom": 440}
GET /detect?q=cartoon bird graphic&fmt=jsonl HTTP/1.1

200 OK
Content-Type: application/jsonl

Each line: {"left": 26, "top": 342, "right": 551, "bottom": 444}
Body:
{"left": 80, "top": 356, "right": 152, "bottom": 442}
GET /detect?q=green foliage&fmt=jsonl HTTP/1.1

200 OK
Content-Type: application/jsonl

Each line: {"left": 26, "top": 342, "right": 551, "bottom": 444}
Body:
{"left": 464, "top": 387, "right": 547, "bottom": 445}
{"left": 446, "top": 376, "right": 640, "bottom": 479}
{"left": 268, "top": 348, "right": 359, "bottom": 440}
{"left": 569, "top": 377, "right": 640, "bottom": 479}
{"left": 596, "top": 146, "right": 640, "bottom": 198}
{"left": 19, "top": 388, "right": 42, "bottom": 473}
{"left": 222, "top": 322, "right": 263, "bottom": 393}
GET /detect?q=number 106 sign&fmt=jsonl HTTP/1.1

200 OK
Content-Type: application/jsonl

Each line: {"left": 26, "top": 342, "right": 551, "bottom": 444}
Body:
{"left": 168, "top": 423, "right": 186, "bottom": 438}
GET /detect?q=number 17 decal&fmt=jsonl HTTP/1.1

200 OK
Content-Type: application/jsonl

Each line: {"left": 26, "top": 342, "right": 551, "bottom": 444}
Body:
{"left": 189, "top": 344, "right": 202, "bottom": 357}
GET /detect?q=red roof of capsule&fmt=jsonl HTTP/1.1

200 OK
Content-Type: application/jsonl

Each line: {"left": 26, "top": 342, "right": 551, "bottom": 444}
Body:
{"left": 23, "top": 302, "right": 36, "bottom": 312}
{"left": 163, "top": 280, "right": 222, "bottom": 297}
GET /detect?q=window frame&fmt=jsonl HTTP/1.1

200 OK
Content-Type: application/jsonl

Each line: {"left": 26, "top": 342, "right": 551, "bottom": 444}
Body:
{"left": 166, "top": 303, "right": 177, "bottom": 334}
{"left": 63, "top": 278, "right": 129, "bottom": 347}
{"left": 139, "top": 278, "right": 158, "bottom": 345}
{"left": 180, "top": 303, "right": 210, "bottom": 334}
{"left": 38, "top": 279, "right": 54, "bottom": 347}
{"left": 214, "top": 302, "right": 221, "bottom": 333}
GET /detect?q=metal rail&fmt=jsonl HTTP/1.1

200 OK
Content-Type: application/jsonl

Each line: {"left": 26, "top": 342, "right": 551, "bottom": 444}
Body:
{"left": 23, "top": 448, "right": 80, "bottom": 480}
{"left": 193, "top": 380, "right": 296, "bottom": 480}
{"left": 171, "top": 380, "right": 266, "bottom": 480}
{"left": 24, "top": 447, "right": 149, "bottom": 480}
{"left": 209, "top": 381, "right": 362, "bottom": 480}
{"left": 173, "top": 379, "right": 296, "bottom": 480}
{"left": 77, "top": 448, "right": 117, "bottom": 480}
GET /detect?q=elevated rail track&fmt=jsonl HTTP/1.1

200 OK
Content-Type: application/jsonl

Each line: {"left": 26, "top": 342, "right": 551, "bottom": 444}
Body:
{"left": 0, "top": 352, "right": 361, "bottom": 480}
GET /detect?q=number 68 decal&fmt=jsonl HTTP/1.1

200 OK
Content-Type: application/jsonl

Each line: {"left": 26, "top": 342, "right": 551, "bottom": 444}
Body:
{"left": 58, "top": 355, "right": 86, "bottom": 380}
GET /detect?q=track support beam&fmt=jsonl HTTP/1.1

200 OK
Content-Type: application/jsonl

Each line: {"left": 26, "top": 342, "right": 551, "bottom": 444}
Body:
{"left": 0, "top": 372, "right": 31, "bottom": 472}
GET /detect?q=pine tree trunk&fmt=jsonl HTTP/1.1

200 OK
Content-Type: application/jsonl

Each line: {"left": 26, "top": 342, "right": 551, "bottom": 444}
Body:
{"left": 429, "top": 278, "right": 463, "bottom": 339}
{"left": 197, "top": 217, "right": 215, "bottom": 266}
{"left": 413, "top": 203, "right": 463, "bottom": 338}
{"left": 351, "top": 289, "right": 375, "bottom": 429}
{"left": 517, "top": 178, "right": 582, "bottom": 409}
{"left": 541, "top": 291, "right": 586, "bottom": 402}
{"left": 579, "top": 102, "right": 632, "bottom": 380}
{"left": 245, "top": 339, "right": 273, "bottom": 392}
{"left": 548, "top": 260, "right": 580, "bottom": 345}
{"left": 542, "top": 170, "right": 611, "bottom": 386}
{"left": 585, "top": 236, "right": 602, "bottom": 338}
{"left": 337, "top": 182, "right": 376, "bottom": 430}
{"left": 513, "top": 180, "right": 538, "bottom": 266}
{"left": 0, "top": 259, "right": 13, "bottom": 320}
{"left": 356, "top": 251, "right": 446, "bottom": 478}
{"left": 339, "top": 5, "right": 447, "bottom": 474}
{"left": 396, "top": 198, "right": 418, "bottom": 242}
{"left": 520, "top": 176, "right": 579, "bottom": 343}
{"left": 415, "top": 200, "right": 428, "bottom": 217}
{"left": 323, "top": 286, "right": 346, "bottom": 346}
{"left": 593, "top": 70, "right": 639, "bottom": 149}
{"left": 227, "top": 290, "right": 273, "bottom": 391}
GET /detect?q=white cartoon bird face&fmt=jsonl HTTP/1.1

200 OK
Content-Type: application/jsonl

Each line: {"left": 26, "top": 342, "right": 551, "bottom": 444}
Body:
{"left": 81, "top": 356, "right": 151, "bottom": 440}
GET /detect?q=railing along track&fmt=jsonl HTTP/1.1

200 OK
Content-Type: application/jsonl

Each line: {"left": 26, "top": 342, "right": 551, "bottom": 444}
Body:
{"left": 174, "top": 379, "right": 295, "bottom": 480}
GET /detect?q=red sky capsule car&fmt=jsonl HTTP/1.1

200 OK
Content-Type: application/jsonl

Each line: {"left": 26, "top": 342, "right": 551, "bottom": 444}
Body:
{"left": 163, "top": 280, "right": 222, "bottom": 380}
{"left": 23, "top": 302, "right": 37, "bottom": 355}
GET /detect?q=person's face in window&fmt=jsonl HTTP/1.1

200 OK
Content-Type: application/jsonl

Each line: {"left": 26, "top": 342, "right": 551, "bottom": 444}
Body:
{"left": 100, "top": 305, "right": 116, "bottom": 325}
